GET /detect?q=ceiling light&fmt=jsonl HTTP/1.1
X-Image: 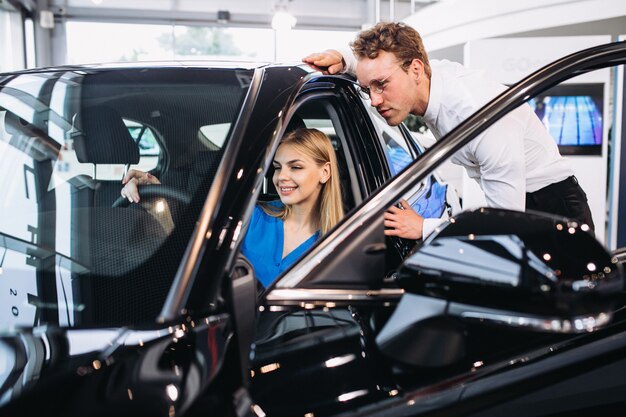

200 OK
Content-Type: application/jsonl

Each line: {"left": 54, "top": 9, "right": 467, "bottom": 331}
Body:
{"left": 271, "top": 10, "right": 297, "bottom": 31}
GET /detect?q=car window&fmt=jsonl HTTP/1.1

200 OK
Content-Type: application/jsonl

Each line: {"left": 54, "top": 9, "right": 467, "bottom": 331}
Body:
{"left": 0, "top": 68, "right": 252, "bottom": 329}
{"left": 244, "top": 91, "right": 388, "bottom": 292}
{"left": 363, "top": 101, "right": 451, "bottom": 220}
{"left": 259, "top": 97, "right": 363, "bottom": 213}
{"left": 199, "top": 122, "right": 231, "bottom": 149}
{"left": 370, "top": 115, "right": 417, "bottom": 176}
{"left": 125, "top": 119, "right": 160, "bottom": 164}
{"left": 125, "top": 119, "right": 160, "bottom": 156}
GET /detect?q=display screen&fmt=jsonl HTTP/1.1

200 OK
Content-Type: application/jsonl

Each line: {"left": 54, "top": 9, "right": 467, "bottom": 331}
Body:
{"left": 528, "top": 83, "right": 603, "bottom": 155}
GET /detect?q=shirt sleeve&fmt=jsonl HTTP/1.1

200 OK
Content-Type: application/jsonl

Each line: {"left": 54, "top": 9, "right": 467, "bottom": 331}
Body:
{"left": 472, "top": 111, "right": 527, "bottom": 211}
{"left": 338, "top": 47, "right": 357, "bottom": 75}
{"left": 422, "top": 217, "right": 446, "bottom": 239}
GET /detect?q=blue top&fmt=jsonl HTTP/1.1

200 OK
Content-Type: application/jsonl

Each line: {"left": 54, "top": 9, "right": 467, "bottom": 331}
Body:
{"left": 242, "top": 201, "right": 320, "bottom": 288}
{"left": 387, "top": 144, "right": 448, "bottom": 218}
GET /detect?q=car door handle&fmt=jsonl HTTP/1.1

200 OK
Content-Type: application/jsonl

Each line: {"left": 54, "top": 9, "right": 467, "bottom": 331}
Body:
{"left": 364, "top": 242, "right": 386, "bottom": 254}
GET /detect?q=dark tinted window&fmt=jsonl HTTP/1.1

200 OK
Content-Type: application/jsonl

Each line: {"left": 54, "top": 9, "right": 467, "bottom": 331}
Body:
{"left": 0, "top": 67, "right": 252, "bottom": 328}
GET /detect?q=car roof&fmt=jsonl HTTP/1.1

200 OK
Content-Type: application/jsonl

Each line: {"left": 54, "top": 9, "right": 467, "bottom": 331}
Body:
{"left": 0, "top": 60, "right": 316, "bottom": 76}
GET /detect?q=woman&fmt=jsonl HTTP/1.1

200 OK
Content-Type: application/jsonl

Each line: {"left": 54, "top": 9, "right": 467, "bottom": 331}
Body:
{"left": 241, "top": 128, "right": 343, "bottom": 288}
{"left": 120, "top": 127, "right": 343, "bottom": 288}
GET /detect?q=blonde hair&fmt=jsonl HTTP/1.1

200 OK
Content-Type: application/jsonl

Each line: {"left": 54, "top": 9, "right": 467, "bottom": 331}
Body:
{"left": 350, "top": 21, "right": 432, "bottom": 79}
{"left": 262, "top": 128, "right": 344, "bottom": 235}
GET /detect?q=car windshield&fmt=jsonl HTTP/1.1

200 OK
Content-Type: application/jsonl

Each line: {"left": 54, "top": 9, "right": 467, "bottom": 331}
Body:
{"left": 0, "top": 66, "right": 253, "bottom": 329}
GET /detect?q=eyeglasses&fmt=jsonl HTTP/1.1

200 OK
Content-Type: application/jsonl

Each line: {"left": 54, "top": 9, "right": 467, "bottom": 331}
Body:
{"left": 357, "top": 65, "right": 402, "bottom": 100}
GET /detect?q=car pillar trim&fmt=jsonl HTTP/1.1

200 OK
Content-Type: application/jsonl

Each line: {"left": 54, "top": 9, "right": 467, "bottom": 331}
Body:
{"left": 459, "top": 310, "right": 613, "bottom": 334}
{"left": 265, "top": 288, "right": 405, "bottom": 304}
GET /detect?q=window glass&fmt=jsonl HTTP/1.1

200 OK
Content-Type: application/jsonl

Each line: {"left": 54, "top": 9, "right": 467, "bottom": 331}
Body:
{"left": 364, "top": 98, "right": 449, "bottom": 219}
{"left": 0, "top": 67, "right": 252, "bottom": 328}
{"left": 297, "top": 99, "right": 358, "bottom": 210}
{"left": 23, "top": 18, "right": 36, "bottom": 68}
{"left": 0, "top": 113, "right": 41, "bottom": 328}
{"left": 366, "top": 106, "right": 417, "bottom": 175}
{"left": 65, "top": 21, "right": 356, "bottom": 64}
{"left": 0, "top": 10, "right": 25, "bottom": 72}
{"left": 0, "top": 75, "right": 49, "bottom": 124}
{"left": 123, "top": 119, "right": 160, "bottom": 173}
{"left": 199, "top": 123, "right": 231, "bottom": 149}
{"left": 66, "top": 22, "right": 174, "bottom": 63}
{"left": 382, "top": 131, "right": 414, "bottom": 175}
{"left": 66, "top": 22, "right": 274, "bottom": 63}
{"left": 274, "top": 29, "right": 356, "bottom": 62}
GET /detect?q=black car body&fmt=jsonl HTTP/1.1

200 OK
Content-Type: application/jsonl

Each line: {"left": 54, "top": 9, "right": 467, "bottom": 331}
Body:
{"left": 0, "top": 41, "right": 625, "bottom": 417}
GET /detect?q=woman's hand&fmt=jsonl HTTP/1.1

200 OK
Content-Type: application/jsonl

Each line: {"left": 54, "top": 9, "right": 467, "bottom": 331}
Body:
{"left": 120, "top": 169, "right": 161, "bottom": 203}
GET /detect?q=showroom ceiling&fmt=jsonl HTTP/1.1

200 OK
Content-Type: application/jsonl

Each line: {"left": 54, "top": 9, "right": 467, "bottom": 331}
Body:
{"left": 10, "top": 0, "right": 440, "bottom": 30}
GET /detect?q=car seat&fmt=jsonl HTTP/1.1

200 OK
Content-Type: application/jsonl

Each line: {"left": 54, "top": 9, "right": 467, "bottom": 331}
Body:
{"left": 71, "top": 104, "right": 169, "bottom": 326}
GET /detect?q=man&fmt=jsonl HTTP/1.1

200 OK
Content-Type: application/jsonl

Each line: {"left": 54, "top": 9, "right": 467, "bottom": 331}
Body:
{"left": 303, "top": 22, "right": 594, "bottom": 240}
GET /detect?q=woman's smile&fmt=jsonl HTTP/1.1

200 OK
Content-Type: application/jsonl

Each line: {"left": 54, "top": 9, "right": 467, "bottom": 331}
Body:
{"left": 273, "top": 143, "right": 326, "bottom": 209}
{"left": 279, "top": 185, "right": 298, "bottom": 196}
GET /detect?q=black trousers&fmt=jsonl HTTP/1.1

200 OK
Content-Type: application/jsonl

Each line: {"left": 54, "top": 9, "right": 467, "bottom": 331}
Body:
{"left": 526, "top": 176, "right": 595, "bottom": 233}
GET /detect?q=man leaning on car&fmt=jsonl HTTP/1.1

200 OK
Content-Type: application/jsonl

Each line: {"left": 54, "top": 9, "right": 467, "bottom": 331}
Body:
{"left": 303, "top": 21, "right": 594, "bottom": 240}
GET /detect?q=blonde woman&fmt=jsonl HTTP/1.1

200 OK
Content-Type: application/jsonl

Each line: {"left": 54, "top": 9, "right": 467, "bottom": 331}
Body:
{"left": 242, "top": 128, "right": 343, "bottom": 288}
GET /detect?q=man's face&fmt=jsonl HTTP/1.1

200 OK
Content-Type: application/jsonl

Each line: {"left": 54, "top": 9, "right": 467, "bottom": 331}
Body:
{"left": 356, "top": 51, "right": 423, "bottom": 126}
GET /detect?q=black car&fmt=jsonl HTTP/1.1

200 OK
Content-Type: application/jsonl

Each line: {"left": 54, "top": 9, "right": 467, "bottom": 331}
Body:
{"left": 0, "top": 41, "right": 625, "bottom": 417}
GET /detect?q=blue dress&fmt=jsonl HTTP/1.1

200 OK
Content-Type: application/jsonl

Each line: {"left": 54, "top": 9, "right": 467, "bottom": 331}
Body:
{"left": 242, "top": 201, "right": 320, "bottom": 288}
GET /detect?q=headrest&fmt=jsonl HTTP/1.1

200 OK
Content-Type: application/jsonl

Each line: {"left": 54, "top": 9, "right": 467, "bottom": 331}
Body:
{"left": 74, "top": 105, "right": 140, "bottom": 164}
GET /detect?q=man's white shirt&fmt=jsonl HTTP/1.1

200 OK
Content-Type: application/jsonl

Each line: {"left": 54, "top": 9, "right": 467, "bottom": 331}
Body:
{"left": 341, "top": 51, "right": 574, "bottom": 238}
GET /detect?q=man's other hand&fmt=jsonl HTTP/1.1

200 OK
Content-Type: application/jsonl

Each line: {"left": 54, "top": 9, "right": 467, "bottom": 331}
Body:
{"left": 384, "top": 199, "right": 424, "bottom": 240}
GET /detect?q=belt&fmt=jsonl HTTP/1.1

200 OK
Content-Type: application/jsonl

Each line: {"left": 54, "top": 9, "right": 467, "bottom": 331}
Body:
{"left": 529, "top": 176, "right": 578, "bottom": 196}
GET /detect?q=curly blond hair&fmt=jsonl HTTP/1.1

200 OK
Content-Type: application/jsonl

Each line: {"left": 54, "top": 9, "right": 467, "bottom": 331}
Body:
{"left": 350, "top": 22, "right": 432, "bottom": 79}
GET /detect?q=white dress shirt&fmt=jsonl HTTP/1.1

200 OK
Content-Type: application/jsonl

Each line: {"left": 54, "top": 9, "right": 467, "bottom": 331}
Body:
{"left": 343, "top": 52, "right": 574, "bottom": 237}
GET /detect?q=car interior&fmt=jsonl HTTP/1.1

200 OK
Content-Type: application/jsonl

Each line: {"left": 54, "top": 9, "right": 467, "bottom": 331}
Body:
{"left": 71, "top": 70, "right": 250, "bottom": 326}
{"left": 249, "top": 98, "right": 388, "bottom": 370}
{"left": 0, "top": 68, "right": 252, "bottom": 328}
{"left": 258, "top": 99, "right": 360, "bottom": 215}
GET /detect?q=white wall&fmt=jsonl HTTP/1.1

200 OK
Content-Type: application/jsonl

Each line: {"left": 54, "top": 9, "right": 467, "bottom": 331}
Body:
{"left": 404, "top": 0, "right": 626, "bottom": 52}
{"left": 463, "top": 36, "right": 612, "bottom": 244}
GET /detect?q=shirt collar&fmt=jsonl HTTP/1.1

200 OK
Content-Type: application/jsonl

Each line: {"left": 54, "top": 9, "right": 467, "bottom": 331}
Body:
{"left": 422, "top": 67, "right": 442, "bottom": 137}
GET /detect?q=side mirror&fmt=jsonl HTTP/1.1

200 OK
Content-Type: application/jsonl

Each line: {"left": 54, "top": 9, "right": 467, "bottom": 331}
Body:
{"left": 376, "top": 208, "right": 623, "bottom": 367}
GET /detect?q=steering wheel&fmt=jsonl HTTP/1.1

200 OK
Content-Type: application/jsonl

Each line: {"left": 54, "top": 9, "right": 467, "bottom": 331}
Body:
{"left": 112, "top": 184, "right": 192, "bottom": 208}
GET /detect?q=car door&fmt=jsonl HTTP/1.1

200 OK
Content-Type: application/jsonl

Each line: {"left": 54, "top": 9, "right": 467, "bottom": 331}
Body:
{"left": 240, "top": 75, "right": 406, "bottom": 415}
{"left": 248, "top": 42, "right": 626, "bottom": 417}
